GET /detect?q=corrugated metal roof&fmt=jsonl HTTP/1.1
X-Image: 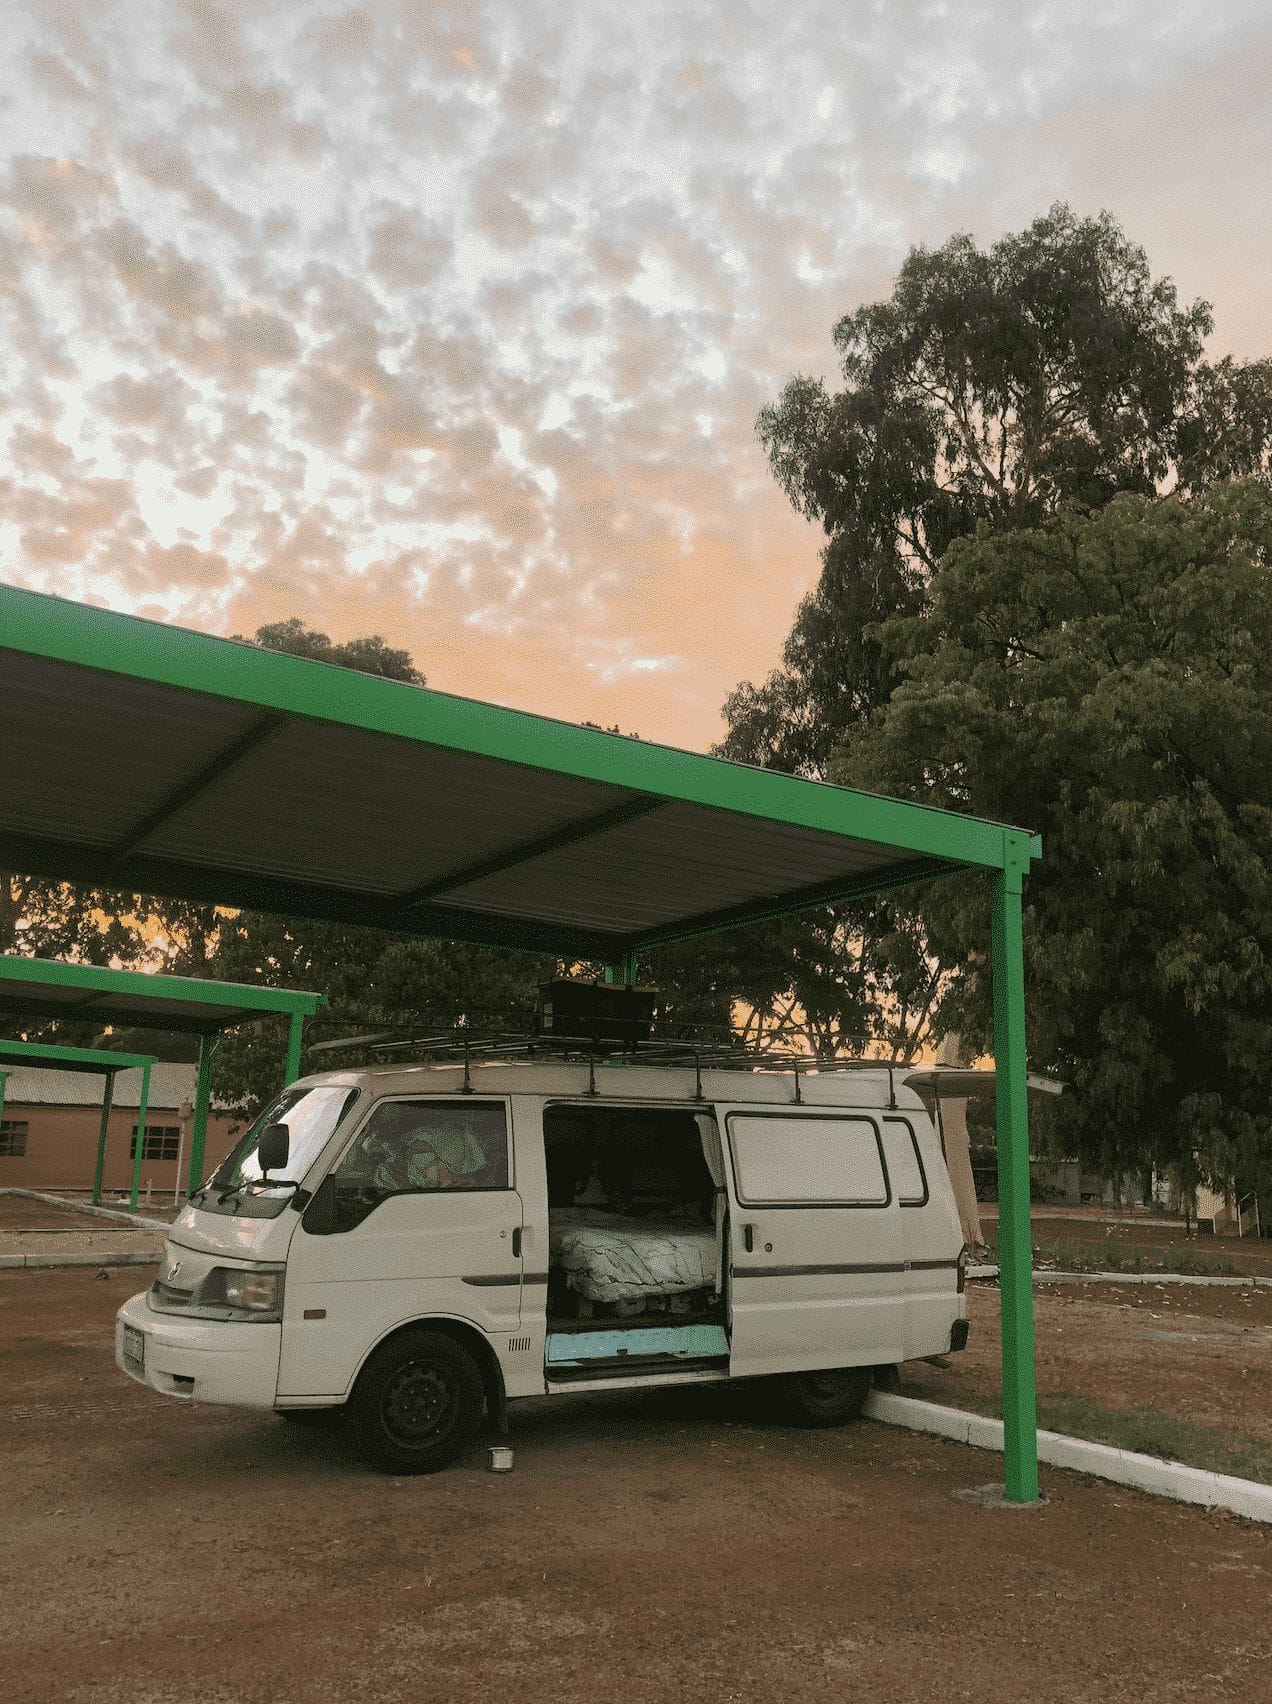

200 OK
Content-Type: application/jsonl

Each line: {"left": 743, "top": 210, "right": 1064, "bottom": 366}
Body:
{"left": 0, "top": 586, "right": 1040, "bottom": 960}
{"left": 0, "top": 955, "right": 322, "bottom": 1037}
{"left": 1, "top": 1062, "right": 228, "bottom": 1110}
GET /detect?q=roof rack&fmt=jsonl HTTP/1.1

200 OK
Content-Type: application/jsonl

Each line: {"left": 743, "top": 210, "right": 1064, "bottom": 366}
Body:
{"left": 304, "top": 1024, "right": 908, "bottom": 1104}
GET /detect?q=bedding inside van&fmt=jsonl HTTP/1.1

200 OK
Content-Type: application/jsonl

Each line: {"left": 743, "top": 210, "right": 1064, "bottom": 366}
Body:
{"left": 544, "top": 1102, "right": 724, "bottom": 1324}
{"left": 551, "top": 1209, "right": 717, "bottom": 1305}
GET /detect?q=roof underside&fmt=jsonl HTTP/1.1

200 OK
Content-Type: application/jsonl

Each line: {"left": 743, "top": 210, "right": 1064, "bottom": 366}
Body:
{"left": 0, "top": 588, "right": 1039, "bottom": 958}
{"left": 0, "top": 956, "right": 323, "bottom": 1037}
{"left": 0, "top": 1039, "right": 155, "bottom": 1075}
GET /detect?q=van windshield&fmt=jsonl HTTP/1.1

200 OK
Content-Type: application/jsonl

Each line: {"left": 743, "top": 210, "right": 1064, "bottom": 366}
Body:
{"left": 195, "top": 1085, "right": 360, "bottom": 1219}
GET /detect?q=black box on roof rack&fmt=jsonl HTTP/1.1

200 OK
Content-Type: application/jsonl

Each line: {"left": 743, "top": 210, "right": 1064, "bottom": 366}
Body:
{"left": 537, "top": 980, "right": 658, "bottom": 1048}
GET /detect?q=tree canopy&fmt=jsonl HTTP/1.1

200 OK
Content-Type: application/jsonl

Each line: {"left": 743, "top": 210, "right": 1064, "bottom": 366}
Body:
{"left": 835, "top": 483, "right": 1272, "bottom": 1191}
{"left": 727, "top": 203, "right": 1264, "bottom": 774}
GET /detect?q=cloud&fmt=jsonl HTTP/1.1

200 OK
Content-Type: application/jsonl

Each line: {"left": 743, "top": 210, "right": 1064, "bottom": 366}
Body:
{"left": 0, "top": 0, "right": 1269, "bottom": 748}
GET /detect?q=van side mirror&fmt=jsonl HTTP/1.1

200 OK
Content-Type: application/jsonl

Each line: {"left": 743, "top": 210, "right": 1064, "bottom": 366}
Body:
{"left": 257, "top": 1123, "right": 290, "bottom": 1177}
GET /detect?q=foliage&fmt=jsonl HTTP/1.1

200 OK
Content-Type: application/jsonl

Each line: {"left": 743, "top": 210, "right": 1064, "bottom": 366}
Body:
{"left": 229, "top": 618, "right": 425, "bottom": 684}
{"left": 720, "top": 202, "right": 1272, "bottom": 1081}
{"left": 835, "top": 484, "right": 1272, "bottom": 1190}
{"left": 734, "top": 203, "right": 1227, "bottom": 772}
{"left": 210, "top": 918, "right": 555, "bottom": 1126}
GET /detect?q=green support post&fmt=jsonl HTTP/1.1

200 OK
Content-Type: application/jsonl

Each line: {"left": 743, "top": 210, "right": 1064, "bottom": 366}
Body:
{"left": 91, "top": 1070, "right": 115, "bottom": 1206}
{"left": 187, "top": 1033, "right": 217, "bottom": 1196}
{"left": 284, "top": 1012, "right": 305, "bottom": 1085}
{"left": 128, "top": 1061, "right": 152, "bottom": 1213}
{"left": 991, "top": 864, "right": 1039, "bottom": 1503}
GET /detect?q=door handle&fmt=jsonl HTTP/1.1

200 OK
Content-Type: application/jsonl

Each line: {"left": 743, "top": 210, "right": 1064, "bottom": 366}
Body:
{"left": 511, "top": 1226, "right": 522, "bottom": 1258}
{"left": 743, "top": 1223, "right": 754, "bottom": 1253}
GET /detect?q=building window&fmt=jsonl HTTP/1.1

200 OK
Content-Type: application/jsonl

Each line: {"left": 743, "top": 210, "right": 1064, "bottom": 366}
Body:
{"left": 0, "top": 1121, "right": 28, "bottom": 1158}
{"left": 130, "top": 1125, "right": 181, "bottom": 1161}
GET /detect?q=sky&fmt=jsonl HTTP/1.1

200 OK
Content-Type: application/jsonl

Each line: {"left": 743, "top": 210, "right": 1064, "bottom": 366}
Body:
{"left": 2, "top": 0, "right": 1270, "bottom": 750}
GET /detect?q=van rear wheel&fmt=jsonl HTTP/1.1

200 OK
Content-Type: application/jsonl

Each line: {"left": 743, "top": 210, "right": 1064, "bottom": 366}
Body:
{"left": 781, "top": 1366, "right": 872, "bottom": 1426}
{"left": 349, "top": 1329, "right": 484, "bottom": 1474}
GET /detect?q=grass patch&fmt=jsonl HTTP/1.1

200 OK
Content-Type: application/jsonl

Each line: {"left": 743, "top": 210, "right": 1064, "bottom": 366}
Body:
{"left": 1156, "top": 1246, "right": 1238, "bottom": 1277}
{"left": 911, "top": 1384, "right": 1272, "bottom": 1485}
{"left": 983, "top": 1234, "right": 1238, "bottom": 1277}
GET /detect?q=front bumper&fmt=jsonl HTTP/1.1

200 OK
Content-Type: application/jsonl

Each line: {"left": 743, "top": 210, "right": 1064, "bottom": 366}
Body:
{"left": 115, "top": 1291, "right": 282, "bottom": 1409}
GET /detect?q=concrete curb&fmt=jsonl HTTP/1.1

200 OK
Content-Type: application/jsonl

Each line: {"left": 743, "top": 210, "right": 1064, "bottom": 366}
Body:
{"left": 0, "top": 1251, "right": 161, "bottom": 1271}
{"left": 862, "top": 1390, "right": 1272, "bottom": 1526}
{"left": 969, "top": 1263, "right": 1272, "bottom": 1289}
{"left": 0, "top": 1187, "right": 170, "bottom": 1232}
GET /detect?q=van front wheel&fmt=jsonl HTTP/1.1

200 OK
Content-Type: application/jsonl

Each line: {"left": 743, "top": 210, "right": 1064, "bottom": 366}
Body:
{"left": 781, "top": 1366, "right": 872, "bottom": 1426}
{"left": 350, "top": 1330, "right": 484, "bottom": 1473}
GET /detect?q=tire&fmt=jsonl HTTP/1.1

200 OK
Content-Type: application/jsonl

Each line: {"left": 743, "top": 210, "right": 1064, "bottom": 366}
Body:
{"left": 780, "top": 1365, "right": 873, "bottom": 1427}
{"left": 277, "top": 1407, "right": 345, "bottom": 1429}
{"left": 349, "top": 1329, "right": 485, "bottom": 1474}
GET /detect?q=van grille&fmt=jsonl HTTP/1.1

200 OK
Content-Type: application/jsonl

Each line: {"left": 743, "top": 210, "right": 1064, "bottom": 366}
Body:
{"left": 151, "top": 1279, "right": 196, "bottom": 1311}
{"left": 507, "top": 1335, "right": 533, "bottom": 1354}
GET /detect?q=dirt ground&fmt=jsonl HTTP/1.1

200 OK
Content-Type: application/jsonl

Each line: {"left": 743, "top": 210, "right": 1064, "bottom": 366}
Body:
{"left": 0, "top": 1197, "right": 113, "bottom": 1232}
{"left": 1, "top": 1271, "right": 1270, "bottom": 1704}
{"left": 980, "top": 1208, "right": 1272, "bottom": 1276}
{"left": 910, "top": 1281, "right": 1272, "bottom": 1445}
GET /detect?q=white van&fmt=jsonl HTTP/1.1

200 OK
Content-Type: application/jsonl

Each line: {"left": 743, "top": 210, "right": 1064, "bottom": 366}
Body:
{"left": 116, "top": 1060, "right": 968, "bottom": 1471}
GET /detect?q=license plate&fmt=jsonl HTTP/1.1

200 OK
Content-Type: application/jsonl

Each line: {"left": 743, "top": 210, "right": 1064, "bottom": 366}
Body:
{"left": 123, "top": 1324, "right": 145, "bottom": 1371}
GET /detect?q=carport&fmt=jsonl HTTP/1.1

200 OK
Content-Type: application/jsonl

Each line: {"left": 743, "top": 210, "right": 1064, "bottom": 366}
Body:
{"left": 0, "top": 1037, "right": 157, "bottom": 1209}
{"left": 0, "top": 584, "right": 1042, "bottom": 1500}
{"left": 0, "top": 956, "right": 325, "bottom": 1199}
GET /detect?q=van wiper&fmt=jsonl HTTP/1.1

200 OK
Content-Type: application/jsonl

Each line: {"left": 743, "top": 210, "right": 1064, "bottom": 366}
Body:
{"left": 243, "top": 1177, "right": 304, "bottom": 1196}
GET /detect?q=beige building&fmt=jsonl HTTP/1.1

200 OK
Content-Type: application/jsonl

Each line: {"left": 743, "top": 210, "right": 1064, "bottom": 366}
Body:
{"left": 0, "top": 1064, "right": 240, "bottom": 1198}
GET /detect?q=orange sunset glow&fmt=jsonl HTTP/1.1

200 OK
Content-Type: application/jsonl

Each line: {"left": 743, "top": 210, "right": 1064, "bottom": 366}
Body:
{"left": 3, "top": 3, "right": 1270, "bottom": 746}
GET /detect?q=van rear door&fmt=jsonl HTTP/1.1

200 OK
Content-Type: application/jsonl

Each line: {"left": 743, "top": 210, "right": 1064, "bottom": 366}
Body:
{"left": 881, "top": 1113, "right": 964, "bottom": 1359}
{"left": 720, "top": 1107, "right": 905, "bottom": 1377}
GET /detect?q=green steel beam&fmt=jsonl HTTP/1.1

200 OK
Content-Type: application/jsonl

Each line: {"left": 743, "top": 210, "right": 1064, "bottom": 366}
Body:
{"left": 0, "top": 586, "right": 1040, "bottom": 875}
{"left": 91, "top": 1071, "right": 115, "bottom": 1207}
{"left": 106, "top": 711, "right": 288, "bottom": 869}
{"left": 0, "top": 954, "right": 324, "bottom": 1022}
{"left": 284, "top": 1012, "right": 306, "bottom": 1084}
{"left": 0, "top": 1039, "right": 157, "bottom": 1074}
{"left": 187, "top": 1032, "right": 217, "bottom": 1196}
{"left": 991, "top": 864, "right": 1039, "bottom": 1503}
{"left": 128, "top": 1060, "right": 152, "bottom": 1212}
{"left": 396, "top": 796, "right": 664, "bottom": 911}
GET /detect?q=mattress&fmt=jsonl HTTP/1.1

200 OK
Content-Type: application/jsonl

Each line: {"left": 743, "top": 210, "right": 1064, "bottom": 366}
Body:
{"left": 550, "top": 1212, "right": 718, "bottom": 1304}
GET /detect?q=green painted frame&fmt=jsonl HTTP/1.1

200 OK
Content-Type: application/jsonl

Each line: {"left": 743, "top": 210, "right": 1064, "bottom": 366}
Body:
{"left": 0, "top": 957, "right": 324, "bottom": 1196}
{"left": 0, "top": 585, "right": 1042, "bottom": 1502}
{"left": 0, "top": 1039, "right": 156, "bottom": 1210}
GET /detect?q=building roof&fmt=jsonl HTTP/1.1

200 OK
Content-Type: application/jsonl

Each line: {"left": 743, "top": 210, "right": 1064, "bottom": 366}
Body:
{"left": 0, "top": 586, "right": 1040, "bottom": 961}
{"left": 0, "top": 1061, "right": 226, "bottom": 1111}
{"left": 0, "top": 954, "right": 323, "bottom": 1038}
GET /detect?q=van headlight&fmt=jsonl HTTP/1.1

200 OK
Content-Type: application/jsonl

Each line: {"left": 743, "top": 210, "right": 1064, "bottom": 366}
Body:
{"left": 196, "top": 1266, "right": 285, "bottom": 1320}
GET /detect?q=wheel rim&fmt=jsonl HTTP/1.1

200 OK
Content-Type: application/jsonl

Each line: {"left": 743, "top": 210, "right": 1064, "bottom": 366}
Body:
{"left": 797, "top": 1369, "right": 864, "bottom": 1414}
{"left": 804, "top": 1372, "right": 851, "bottom": 1401}
{"left": 381, "top": 1361, "right": 457, "bottom": 1448}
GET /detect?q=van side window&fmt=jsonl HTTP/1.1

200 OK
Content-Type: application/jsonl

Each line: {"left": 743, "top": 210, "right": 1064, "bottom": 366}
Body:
{"left": 881, "top": 1117, "right": 928, "bottom": 1207}
{"left": 727, "top": 1114, "right": 888, "bottom": 1206}
{"left": 334, "top": 1100, "right": 510, "bottom": 1194}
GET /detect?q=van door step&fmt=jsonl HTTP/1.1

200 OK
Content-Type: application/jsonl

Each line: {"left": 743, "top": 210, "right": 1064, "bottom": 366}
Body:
{"left": 546, "top": 1323, "right": 729, "bottom": 1376}
{"left": 548, "top": 1353, "right": 728, "bottom": 1383}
